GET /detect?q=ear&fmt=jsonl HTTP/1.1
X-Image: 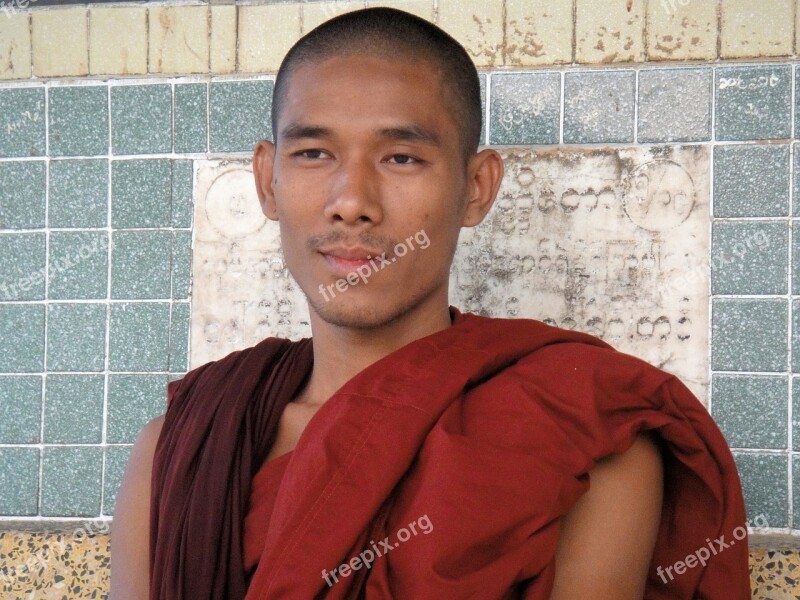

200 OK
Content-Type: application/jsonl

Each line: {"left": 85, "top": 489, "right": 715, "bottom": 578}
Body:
{"left": 253, "top": 139, "right": 279, "bottom": 221}
{"left": 461, "top": 148, "right": 504, "bottom": 227}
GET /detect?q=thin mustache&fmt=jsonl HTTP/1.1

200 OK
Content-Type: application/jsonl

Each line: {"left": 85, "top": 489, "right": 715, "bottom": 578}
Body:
{"left": 307, "top": 232, "right": 397, "bottom": 258}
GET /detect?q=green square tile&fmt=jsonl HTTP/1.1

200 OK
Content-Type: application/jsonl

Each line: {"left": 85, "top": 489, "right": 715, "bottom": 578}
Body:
{"left": 711, "top": 374, "right": 788, "bottom": 449}
{"left": 111, "top": 84, "right": 172, "bottom": 155}
{"left": 46, "top": 303, "right": 106, "bottom": 372}
{"left": 794, "top": 143, "right": 800, "bottom": 217}
{"left": 109, "top": 302, "right": 170, "bottom": 371}
{"left": 0, "top": 376, "right": 42, "bottom": 443}
{"left": 44, "top": 374, "right": 104, "bottom": 443}
{"left": 733, "top": 452, "right": 787, "bottom": 528}
{"left": 711, "top": 299, "right": 787, "bottom": 372}
{"left": 0, "top": 233, "right": 46, "bottom": 301}
{"left": 111, "top": 230, "right": 172, "bottom": 299}
{"left": 564, "top": 70, "right": 635, "bottom": 144}
{"left": 171, "top": 160, "right": 194, "bottom": 228}
{"left": 169, "top": 302, "right": 189, "bottom": 373}
{"left": 48, "top": 159, "right": 108, "bottom": 228}
{"left": 638, "top": 68, "right": 712, "bottom": 143}
{"left": 0, "top": 304, "right": 44, "bottom": 372}
{"left": 103, "top": 445, "right": 132, "bottom": 516}
{"left": 792, "top": 378, "right": 800, "bottom": 449}
{"left": 107, "top": 374, "right": 167, "bottom": 443}
{"left": 0, "top": 87, "right": 46, "bottom": 157}
{"left": 172, "top": 231, "right": 192, "bottom": 299}
{"left": 711, "top": 221, "right": 788, "bottom": 295}
{"left": 49, "top": 86, "right": 109, "bottom": 157}
{"left": 478, "top": 73, "right": 486, "bottom": 146}
{"left": 794, "top": 223, "right": 800, "bottom": 294}
{"left": 490, "top": 72, "right": 560, "bottom": 145}
{"left": 41, "top": 446, "right": 102, "bottom": 517}
{"left": 174, "top": 83, "right": 207, "bottom": 154}
{"left": 48, "top": 231, "right": 109, "bottom": 300}
{"left": 793, "top": 455, "right": 800, "bottom": 528}
{"left": 0, "top": 161, "right": 46, "bottom": 229}
{"left": 111, "top": 159, "right": 172, "bottom": 228}
{"left": 793, "top": 301, "right": 800, "bottom": 374}
{"left": 716, "top": 65, "right": 791, "bottom": 141}
{"left": 713, "top": 144, "right": 789, "bottom": 217}
{"left": 0, "top": 447, "right": 39, "bottom": 515}
{"left": 210, "top": 80, "right": 273, "bottom": 153}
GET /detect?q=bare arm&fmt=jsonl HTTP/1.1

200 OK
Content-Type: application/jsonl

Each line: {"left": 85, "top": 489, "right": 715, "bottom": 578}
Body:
{"left": 110, "top": 415, "right": 165, "bottom": 600}
{"left": 550, "top": 433, "right": 664, "bottom": 599}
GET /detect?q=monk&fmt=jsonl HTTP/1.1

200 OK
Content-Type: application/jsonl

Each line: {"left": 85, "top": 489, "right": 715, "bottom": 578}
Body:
{"left": 111, "top": 7, "right": 751, "bottom": 599}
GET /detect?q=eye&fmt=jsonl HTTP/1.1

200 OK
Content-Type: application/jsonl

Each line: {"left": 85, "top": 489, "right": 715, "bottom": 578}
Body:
{"left": 387, "top": 154, "right": 422, "bottom": 165}
{"left": 293, "top": 149, "right": 330, "bottom": 160}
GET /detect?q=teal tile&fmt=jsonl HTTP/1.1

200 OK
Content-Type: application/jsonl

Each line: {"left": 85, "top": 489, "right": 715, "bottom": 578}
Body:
{"left": 733, "top": 452, "right": 787, "bottom": 528}
{"left": 48, "top": 231, "right": 109, "bottom": 300}
{"left": 46, "top": 303, "right": 106, "bottom": 372}
{"left": 111, "top": 84, "right": 172, "bottom": 155}
{"left": 111, "top": 159, "right": 171, "bottom": 228}
{"left": 794, "top": 143, "right": 800, "bottom": 217}
{"left": 716, "top": 65, "right": 791, "bottom": 141}
{"left": 172, "top": 230, "right": 192, "bottom": 299}
{"left": 794, "top": 222, "right": 800, "bottom": 294}
{"left": 793, "top": 378, "right": 800, "bottom": 449}
{"left": 174, "top": 83, "right": 207, "bottom": 153}
{"left": 107, "top": 374, "right": 167, "bottom": 443}
{"left": 49, "top": 86, "right": 108, "bottom": 157}
{"left": 0, "top": 87, "right": 45, "bottom": 157}
{"left": 0, "top": 447, "right": 39, "bottom": 515}
{"left": 44, "top": 374, "right": 104, "bottom": 443}
{"left": 0, "top": 233, "right": 46, "bottom": 301}
{"left": 0, "top": 161, "right": 46, "bottom": 229}
{"left": 0, "top": 376, "right": 41, "bottom": 443}
{"left": 638, "top": 68, "right": 711, "bottom": 143}
{"left": 171, "top": 160, "right": 194, "bottom": 228}
{"left": 48, "top": 159, "right": 108, "bottom": 228}
{"left": 564, "top": 70, "right": 635, "bottom": 144}
{"left": 793, "top": 301, "right": 800, "bottom": 374}
{"left": 41, "top": 446, "right": 102, "bottom": 517}
{"left": 169, "top": 302, "right": 189, "bottom": 373}
{"left": 711, "top": 374, "right": 787, "bottom": 449}
{"left": 712, "top": 299, "right": 787, "bottom": 372}
{"left": 794, "top": 455, "right": 800, "bottom": 528}
{"left": 478, "top": 73, "right": 486, "bottom": 146}
{"left": 109, "top": 302, "right": 170, "bottom": 371}
{"left": 711, "top": 221, "right": 787, "bottom": 295}
{"left": 103, "top": 445, "right": 132, "bottom": 515}
{"left": 713, "top": 144, "right": 789, "bottom": 217}
{"left": 489, "top": 72, "right": 560, "bottom": 145}
{"left": 111, "top": 231, "right": 172, "bottom": 299}
{"left": 0, "top": 305, "right": 45, "bottom": 372}
{"left": 210, "top": 80, "right": 273, "bottom": 152}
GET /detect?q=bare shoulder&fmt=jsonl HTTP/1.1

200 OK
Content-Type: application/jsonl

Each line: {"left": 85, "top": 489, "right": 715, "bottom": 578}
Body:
{"left": 110, "top": 415, "right": 165, "bottom": 600}
{"left": 550, "top": 433, "right": 664, "bottom": 600}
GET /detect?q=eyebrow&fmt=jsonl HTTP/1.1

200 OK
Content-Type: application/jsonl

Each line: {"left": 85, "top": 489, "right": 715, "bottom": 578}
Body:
{"left": 279, "top": 122, "right": 442, "bottom": 147}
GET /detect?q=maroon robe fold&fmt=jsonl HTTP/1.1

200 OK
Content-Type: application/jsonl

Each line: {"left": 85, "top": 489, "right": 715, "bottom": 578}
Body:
{"left": 150, "top": 306, "right": 750, "bottom": 599}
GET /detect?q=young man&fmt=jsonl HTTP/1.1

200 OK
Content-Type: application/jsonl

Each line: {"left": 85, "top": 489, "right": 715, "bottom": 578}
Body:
{"left": 112, "top": 7, "right": 750, "bottom": 599}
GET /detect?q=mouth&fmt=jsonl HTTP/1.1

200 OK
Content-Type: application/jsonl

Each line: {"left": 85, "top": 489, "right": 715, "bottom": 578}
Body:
{"left": 319, "top": 246, "right": 384, "bottom": 278}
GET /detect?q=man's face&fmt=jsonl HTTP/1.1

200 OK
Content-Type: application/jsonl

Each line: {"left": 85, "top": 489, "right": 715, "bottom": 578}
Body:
{"left": 255, "top": 54, "right": 480, "bottom": 329}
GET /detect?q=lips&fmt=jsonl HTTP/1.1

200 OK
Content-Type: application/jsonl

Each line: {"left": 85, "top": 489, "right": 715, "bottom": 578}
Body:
{"left": 319, "top": 246, "right": 383, "bottom": 278}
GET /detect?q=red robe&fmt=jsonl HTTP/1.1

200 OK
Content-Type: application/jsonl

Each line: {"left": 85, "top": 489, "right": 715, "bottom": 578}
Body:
{"left": 150, "top": 307, "right": 750, "bottom": 599}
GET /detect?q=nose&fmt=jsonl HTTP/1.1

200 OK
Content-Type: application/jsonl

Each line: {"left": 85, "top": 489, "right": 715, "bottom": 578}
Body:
{"left": 323, "top": 155, "right": 383, "bottom": 226}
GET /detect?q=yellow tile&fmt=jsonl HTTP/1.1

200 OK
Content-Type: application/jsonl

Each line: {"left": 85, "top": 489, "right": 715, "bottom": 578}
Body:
{"left": 576, "top": 0, "right": 645, "bottom": 63}
{"left": 505, "top": 0, "right": 572, "bottom": 66}
{"left": 149, "top": 6, "right": 209, "bottom": 74}
{"left": 437, "top": 0, "right": 503, "bottom": 68}
{"left": 32, "top": 8, "right": 88, "bottom": 77}
{"left": 211, "top": 5, "right": 237, "bottom": 73}
{"left": 302, "top": 1, "right": 366, "bottom": 33}
{"left": 238, "top": 4, "right": 301, "bottom": 74}
{"left": 364, "top": 0, "right": 434, "bottom": 22}
{"left": 720, "top": 0, "right": 793, "bottom": 58}
{"left": 0, "top": 11, "right": 31, "bottom": 80}
{"left": 89, "top": 7, "right": 147, "bottom": 75}
{"left": 647, "top": 0, "right": 717, "bottom": 60}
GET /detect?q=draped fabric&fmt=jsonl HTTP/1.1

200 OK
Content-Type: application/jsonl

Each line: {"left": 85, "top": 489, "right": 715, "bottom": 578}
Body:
{"left": 150, "top": 307, "right": 750, "bottom": 599}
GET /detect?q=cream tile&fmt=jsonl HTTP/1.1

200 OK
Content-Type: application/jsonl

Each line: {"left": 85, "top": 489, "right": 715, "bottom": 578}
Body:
{"left": 32, "top": 9, "right": 88, "bottom": 77}
{"left": 576, "top": 0, "right": 645, "bottom": 63}
{"left": 647, "top": 0, "right": 717, "bottom": 60}
{"left": 505, "top": 0, "right": 572, "bottom": 66}
{"left": 89, "top": 7, "right": 147, "bottom": 76}
{"left": 149, "top": 6, "right": 209, "bottom": 74}
{"left": 720, "top": 0, "right": 793, "bottom": 58}
{"left": 364, "top": 0, "right": 434, "bottom": 21}
{"left": 437, "top": 0, "right": 503, "bottom": 67}
{"left": 302, "top": 1, "right": 366, "bottom": 33}
{"left": 238, "top": 4, "right": 301, "bottom": 73}
{"left": 211, "top": 5, "right": 236, "bottom": 74}
{"left": 0, "top": 11, "right": 31, "bottom": 80}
